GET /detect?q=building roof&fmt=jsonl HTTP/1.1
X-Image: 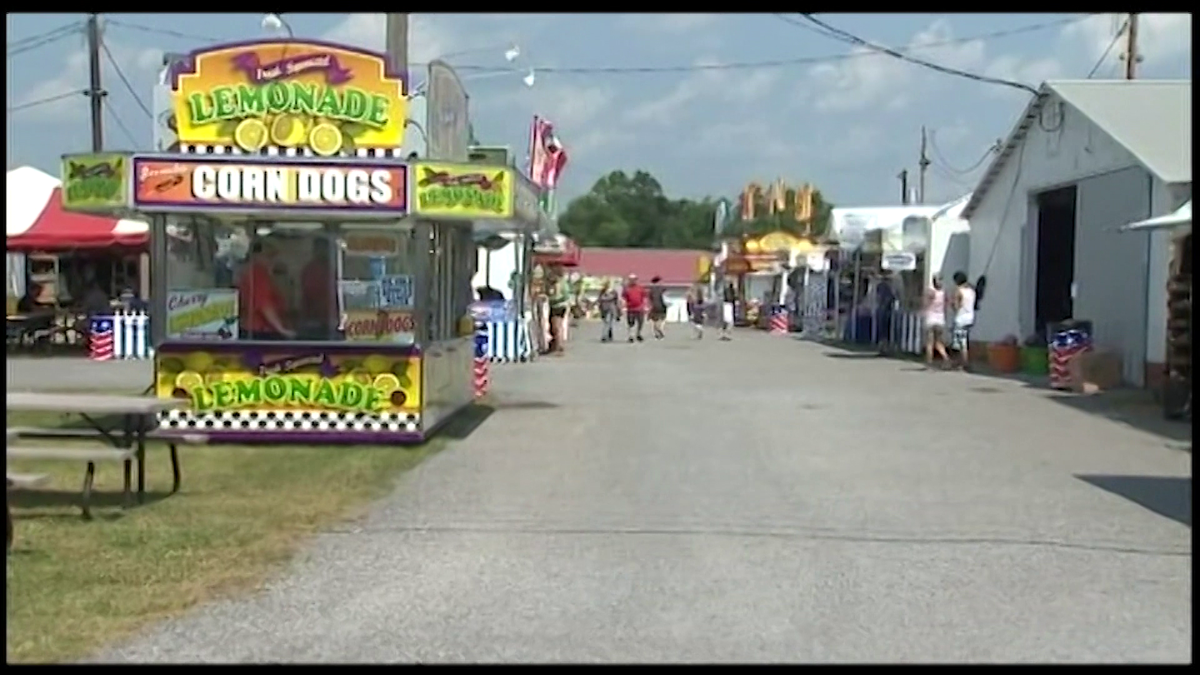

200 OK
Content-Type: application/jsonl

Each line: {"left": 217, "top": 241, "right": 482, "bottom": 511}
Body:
{"left": 1124, "top": 199, "right": 1191, "bottom": 233}
{"left": 578, "top": 247, "right": 708, "bottom": 286}
{"left": 962, "top": 80, "right": 1192, "bottom": 220}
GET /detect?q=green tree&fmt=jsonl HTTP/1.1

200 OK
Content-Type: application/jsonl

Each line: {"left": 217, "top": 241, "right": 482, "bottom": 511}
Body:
{"left": 558, "top": 169, "right": 834, "bottom": 249}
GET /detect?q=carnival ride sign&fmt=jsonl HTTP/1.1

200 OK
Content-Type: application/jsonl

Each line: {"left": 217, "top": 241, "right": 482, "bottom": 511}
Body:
{"left": 131, "top": 157, "right": 408, "bottom": 213}
{"left": 171, "top": 40, "right": 407, "bottom": 154}
{"left": 413, "top": 162, "right": 514, "bottom": 220}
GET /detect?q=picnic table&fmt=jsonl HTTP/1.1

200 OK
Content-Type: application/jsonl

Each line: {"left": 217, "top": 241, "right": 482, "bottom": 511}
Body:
{"left": 6, "top": 393, "right": 187, "bottom": 513}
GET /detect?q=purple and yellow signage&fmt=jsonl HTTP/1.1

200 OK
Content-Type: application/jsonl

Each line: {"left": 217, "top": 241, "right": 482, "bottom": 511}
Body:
{"left": 131, "top": 156, "right": 407, "bottom": 213}
{"left": 155, "top": 348, "right": 421, "bottom": 415}
{"left": 171, "top": 40, "right": 407, "bottom": 154}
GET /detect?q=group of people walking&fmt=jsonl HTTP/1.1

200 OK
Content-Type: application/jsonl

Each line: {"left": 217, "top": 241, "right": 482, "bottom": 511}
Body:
{"left": 594, "top": 274, "right": 737, "bottom": 344}
{"left": 921, "top": 271, "right": 978, "bottom": 371}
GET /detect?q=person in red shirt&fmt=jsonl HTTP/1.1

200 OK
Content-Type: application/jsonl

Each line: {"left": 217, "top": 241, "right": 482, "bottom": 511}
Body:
{"left": 299, "top": 238, "right": 337, "bottom": 338}
{"left": 620, "top": 273, "right": 647, "bottom": 343}
{"left": 238, "top": 241, "right": 294, "bottom": 340}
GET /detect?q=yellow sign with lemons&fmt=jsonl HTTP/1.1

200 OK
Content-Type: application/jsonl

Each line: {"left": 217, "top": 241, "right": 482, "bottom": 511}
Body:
{"left": 155, "top": 349, "right": 421, "bottom": 414}
{"left": 171, "top": 40, "right": 407, "bottom": 155}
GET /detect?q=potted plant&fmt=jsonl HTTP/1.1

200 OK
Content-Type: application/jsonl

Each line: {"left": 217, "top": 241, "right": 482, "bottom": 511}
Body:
{"left": 987, "top": 333, "right": 1021, "bottom": 373}
{"left": 1019, "top": 332, "right": 1049, "bottom": 376}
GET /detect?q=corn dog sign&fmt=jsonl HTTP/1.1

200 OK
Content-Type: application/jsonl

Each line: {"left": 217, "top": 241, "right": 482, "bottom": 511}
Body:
{"left": 170, "top": 40, "right": 407, "bottom": 154}
{"left": 131, "top": 156, "right": 408, "bottom": 214}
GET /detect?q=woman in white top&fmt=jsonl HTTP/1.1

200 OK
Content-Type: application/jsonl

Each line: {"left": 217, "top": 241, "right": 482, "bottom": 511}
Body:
{"left": 950, "top": 271, "right": 977, "bottom": 371}
{"left": 923, "top": 275, "right": 950, "bottom": 368}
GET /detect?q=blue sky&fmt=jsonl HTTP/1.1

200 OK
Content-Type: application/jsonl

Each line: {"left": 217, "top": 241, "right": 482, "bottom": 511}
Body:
{"left": 6, "top": 13, "right": 1191, "bottom": 209}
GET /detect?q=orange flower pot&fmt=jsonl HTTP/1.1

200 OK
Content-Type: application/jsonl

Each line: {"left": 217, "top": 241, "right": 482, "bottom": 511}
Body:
{"left": 987, "top": 342, "right": 1021, "bottom": 373}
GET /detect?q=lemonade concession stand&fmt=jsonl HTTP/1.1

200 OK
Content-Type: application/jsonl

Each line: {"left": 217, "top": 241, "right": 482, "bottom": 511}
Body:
{"left": 58, "top": 38, "right": 537, "bottom": 444}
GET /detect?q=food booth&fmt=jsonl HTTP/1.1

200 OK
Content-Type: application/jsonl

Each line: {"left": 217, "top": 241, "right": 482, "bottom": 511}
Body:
{"left": 57, "top": 38, "right": 539, "bottom": 444}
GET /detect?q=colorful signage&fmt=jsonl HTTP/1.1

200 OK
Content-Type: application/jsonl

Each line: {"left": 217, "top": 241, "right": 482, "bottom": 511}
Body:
{"left": 61, "top": 153, "right": 129, "bottom": 211}
{"left": 171, "top": 40, "right": 406, "bottom": 154}
{"left": 413, "top": 162, "right": 513, "bottom": 220}
{"left": 343, "top": 232, "right": 401, "bottom": 257}
{"left": 155, "top": 349, "right": 421, "bottom": 413}
{"left": 166, "top": 289, "right": 238, "bottom": 340}
{"left": 342, "top": 309, "right": 416, "bottom": 345}
{"left": 131, "top": 157, "right": 407, "bottom": 213}
{"left": 378, "top": 274, "right": 414, "bottom": 309}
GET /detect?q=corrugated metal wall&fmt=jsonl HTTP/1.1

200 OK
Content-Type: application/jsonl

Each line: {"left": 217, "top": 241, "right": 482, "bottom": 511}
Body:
{"left": 1073, "top": 167, "right": 1152, "bottom": 386}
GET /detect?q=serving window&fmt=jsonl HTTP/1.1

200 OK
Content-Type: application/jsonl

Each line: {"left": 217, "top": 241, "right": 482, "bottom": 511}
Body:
{"left": 161, "top": 214, "right": 416, "bottom": 344}
{"left": 426, "top": 222, "right": 474, "bottom": 342}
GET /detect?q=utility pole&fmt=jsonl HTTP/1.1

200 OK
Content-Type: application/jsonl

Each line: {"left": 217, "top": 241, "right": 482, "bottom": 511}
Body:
{"left": 897, "top": 169, "right": 909, "bottom": 205}
{"left": 385, "top": 14, "right": 410, "bottom": 88}
{"left": 86, "top": 13, "right": 105, "bottom": 152}
{"left": 1123, "top": 13, "right": 1139, "bottom": 80}
{"left": 917, "top": 126, "right": 930, "bottom": 204}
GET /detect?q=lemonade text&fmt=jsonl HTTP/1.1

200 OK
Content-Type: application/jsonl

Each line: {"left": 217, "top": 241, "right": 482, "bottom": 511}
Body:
{"left": 190, "top": 375, "right": 386, "bottom": 413}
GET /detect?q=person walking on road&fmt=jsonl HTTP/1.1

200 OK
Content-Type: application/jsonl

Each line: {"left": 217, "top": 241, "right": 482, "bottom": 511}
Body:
{"left": 949, "top": 271, "right": 977, "bottom": 371}
{"left": 596, "top": 280, "right": 620, "bottom": 343}
{"left": 720, "top": 282, "right": 737, "bottom": 341}
{"left": 621, "top": 274, "right": 648, "bottom": 342}
{"left": 923, "top": 275, "right": 950, "bottom": 369}
{"left": 687, "top": 284, "right": 706, "bottom": 339}
{"left": 648, "top": 275, "right": 669, "bottom": 340}
{"left": 548, "top": 271, "right": 571, "bottom": 356}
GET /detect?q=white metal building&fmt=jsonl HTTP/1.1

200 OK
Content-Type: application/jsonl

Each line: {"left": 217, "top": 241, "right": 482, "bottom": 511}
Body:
{"left": 962, "top": 80, "right": 1191, "bottom": 387}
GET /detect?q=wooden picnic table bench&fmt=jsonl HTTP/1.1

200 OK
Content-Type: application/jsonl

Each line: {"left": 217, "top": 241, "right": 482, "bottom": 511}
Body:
{"left": 6, "top": 393, "right": 189, "bottom": 518}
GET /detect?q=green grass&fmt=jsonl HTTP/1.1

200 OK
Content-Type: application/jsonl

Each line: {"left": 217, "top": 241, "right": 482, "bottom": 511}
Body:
{"left": 5, "top": 409, "right": 439, "bottom": 664}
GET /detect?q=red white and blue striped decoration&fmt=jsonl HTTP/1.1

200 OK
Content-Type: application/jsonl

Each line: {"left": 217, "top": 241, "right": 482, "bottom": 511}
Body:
{"left": 474, "top": 324, "right": 491, "bottom": 398}
{"left": 89, "top": 317, "right": 115, "bottom": 361}
{"left": 769, "top": 310, "right": 788, "bottom": 335}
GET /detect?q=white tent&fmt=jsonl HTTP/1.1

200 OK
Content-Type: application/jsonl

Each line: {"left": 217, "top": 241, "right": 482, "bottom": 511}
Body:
{"left": 1123, "top": 200, "right": 1192, "bottom": 233}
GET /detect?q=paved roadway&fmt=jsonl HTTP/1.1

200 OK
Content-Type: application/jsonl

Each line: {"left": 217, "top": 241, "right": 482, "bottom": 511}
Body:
{"left": 84, "top": 328, "right": 1190, "bottom": 663}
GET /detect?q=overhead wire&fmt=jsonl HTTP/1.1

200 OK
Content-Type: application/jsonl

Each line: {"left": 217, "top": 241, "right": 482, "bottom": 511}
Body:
{"left": 929, "top": 130, "right": 1000, "bottom": 175}
{"left": 103, "top": 18, "right": 222, "bottom": 45}
{"left": 7, "top": 20, "right": 84, "bottom": 56}
{"left": 1086, "top": 18, "right": 1128, "bottom": 78}
{"left": 100, "top": 38, "right": 154, "bottom": 118}
{"left": 7, "top": 90, "right": 84, "bottom": 114}
{"left": 100, "top": 14, "right": 1091, "bottom": 79}
{"left": 793, "top": 13, "right": 1041, "bottom": 95}
{"left": 455, "top": 16, "right": 1092, "bottom": 75}
{"left": 105, "top": 99, "right": 140, "bottom": 147}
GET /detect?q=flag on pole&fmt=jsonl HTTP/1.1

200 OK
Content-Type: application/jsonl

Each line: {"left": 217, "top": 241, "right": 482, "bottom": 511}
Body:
{"left": 529, "top": 116, "right": 568, "bottom": 190}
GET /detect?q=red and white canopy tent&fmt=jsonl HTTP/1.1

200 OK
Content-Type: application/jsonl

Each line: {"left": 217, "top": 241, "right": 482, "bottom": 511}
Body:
{"left": 6, "top": 166, "right": 148, "bottom": 252}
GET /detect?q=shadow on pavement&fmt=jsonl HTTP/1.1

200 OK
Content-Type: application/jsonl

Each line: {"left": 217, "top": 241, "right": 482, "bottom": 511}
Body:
{"left": 1076, "top": 474, "right": 1192, "bottom": 527}
{"left": 437, "top": 404, "right": 496, "bottom": 441}
{"left": 1048, "top": 391, "right": 1192, "bottom": 445}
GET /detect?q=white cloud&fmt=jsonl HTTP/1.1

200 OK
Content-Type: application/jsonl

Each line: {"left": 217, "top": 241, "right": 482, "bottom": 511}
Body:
{"left": 322, "top": 13, "right": 458, "bottom": 66}
{"left": 623, "top": 57, "right": 780, "bottom": 126}
{"left": 10, "top": 33, "right": 162, "bottom": 124}
{"left": 621, "top": 13, "right": 720, "bottom": 34}
{"left": 804, "top": 18, "right": 987, "bottom": 113}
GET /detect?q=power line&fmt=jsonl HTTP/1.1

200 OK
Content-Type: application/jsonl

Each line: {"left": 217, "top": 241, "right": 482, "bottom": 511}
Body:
{"left": 103, "top": 18, "right": 222, "bottom": 44}
{"left": 453, "top": 15, "right": 1094, "bottom": 75}
{"left": 6, "top": 90, "right": 84, "bottom": 114}
{"left": 100, "top": 39, "right": 154, "bottom": 118}
{"left": 104, "top": 100, "right": 140, "bottom": 148}
{"left": 1087, "top": 18, "right": 1129, "bottom": 78}
{"left": 794, "top": 13, "right": 1040, "bottom": 95}
{"left": 928, "top": 130, "right": 1000, "bottom": 175}
{"left": 7, "top": 21, "right": 83, "bottom": 56}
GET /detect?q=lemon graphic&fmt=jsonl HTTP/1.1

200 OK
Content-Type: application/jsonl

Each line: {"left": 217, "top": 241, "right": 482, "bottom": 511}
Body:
{"left": 270, "top": 114, "right": 307, "bottom": 147}
{"left": 348, "top": 368, "right": 372, "bottom": 385}
{"left": 372, "top": 373, "right": 401, "bottom": 393}
{"left": 175, "top": 371, "right": 204, "bottom": 391}
{"left": 308, "top": 123, "right": 343, "bottom": 156}
{"left": 234, "top": 118, "right": 269, "bottom": 152}
{"left": 363, "top": 354, "right": 390, "bottom": 375}
{"left": 184, "top": 351, "right": 213, "bottom": 372}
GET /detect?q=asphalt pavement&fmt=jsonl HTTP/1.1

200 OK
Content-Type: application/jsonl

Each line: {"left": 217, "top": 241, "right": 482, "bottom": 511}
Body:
{"left": 82, "top": 326, "right": 1191, "bottom": 663}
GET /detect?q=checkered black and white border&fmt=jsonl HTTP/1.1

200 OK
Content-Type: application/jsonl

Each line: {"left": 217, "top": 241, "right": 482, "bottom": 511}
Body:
{"left": 179, "top": 144, "right": 407, "bottom": 159}
{"left": 158, "top": 409, "right": 420, "bottom": 433}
